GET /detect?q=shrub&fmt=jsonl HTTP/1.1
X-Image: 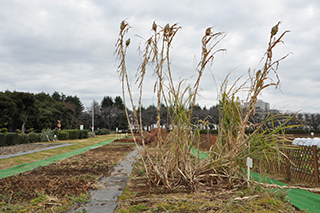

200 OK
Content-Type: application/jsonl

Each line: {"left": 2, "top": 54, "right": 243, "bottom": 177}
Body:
{"left": 39, "top": 133, "right": 49, "bottom": 142}
{"left": 101, "top": 128, "right": 110, "bottom": 135}
{"left": 0, "top": 133, "right": 6, "bottom": 147}
{"left": 88, "top": 132, "right": 95, "bottom": 138}
{"left": 18, "top": 133, "right": 29, "bottom": 144}
{"left": 1, "top": 128, "right": 8, "bottom": 134}
{"left": 199, "top": 129, "right": 218, "bottom": 134}
{"left": 15, "top": 129, "right": 22, "bottom": 134}
{"left": 94, "top": 129, "right": 100, "bottom": 135}
{"left": 28, "top": 133, "right": 39, "bottom": 143}
{"left": 40, "top": 129, "right": 54, "bottom": 142}
{"left": 284, "top": 129, "right": 320, "bottom": 135}
{"left": 79, "top": 130, "right": 89, "bottom": 139}
{"left": 52, "top": 128, "right": 59, "bottom": 137}
{"left": 27, "top": 128, "right": 35, "bottom": 133}
{"left": 58, "top": 131, "right": 69, "bottom": 140}
{"left": 68, "top": 130, "right": 79, "bottom": 140}
{"left": 95, "top": 128, "right": 110, "bottom": 135}
{"left": 5, "top": 133, "right": 19, "bottom": 146}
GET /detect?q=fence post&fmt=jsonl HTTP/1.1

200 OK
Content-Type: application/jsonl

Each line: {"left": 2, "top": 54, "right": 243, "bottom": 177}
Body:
{"left": 312, "top": 145, "right": 319, "bottom": 187}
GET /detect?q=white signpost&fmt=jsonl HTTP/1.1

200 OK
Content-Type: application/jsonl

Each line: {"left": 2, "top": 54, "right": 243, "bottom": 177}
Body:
{"left": 116, "top": 127, "right": 118, "bottom": 139}
{"left": 246, "top": 157, "right": 253, "bottom": 182}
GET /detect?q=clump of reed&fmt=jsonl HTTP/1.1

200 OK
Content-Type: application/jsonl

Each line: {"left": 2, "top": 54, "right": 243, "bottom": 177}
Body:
{"left": 115, "top": 20, "right": 296, "bottom": 191}
{"left": 206, "top": 22, "right": 297, "bottom": 188}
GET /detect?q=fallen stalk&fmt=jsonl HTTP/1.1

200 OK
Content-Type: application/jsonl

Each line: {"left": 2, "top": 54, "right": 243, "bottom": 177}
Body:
{"left": 254, "top": 182, "right": 320, "bottom": 193}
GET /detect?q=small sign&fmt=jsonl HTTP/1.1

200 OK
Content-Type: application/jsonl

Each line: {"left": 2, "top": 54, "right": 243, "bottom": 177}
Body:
{"left": 246, "top": 157, "right": 253, "bottom": 182}
{"left": 246, "top": 157, "right": 253, "bottom": 168}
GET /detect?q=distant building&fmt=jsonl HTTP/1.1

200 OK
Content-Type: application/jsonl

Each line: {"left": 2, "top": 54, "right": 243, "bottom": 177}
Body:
{"left": 243, "top": 100, "right": 270, "bottom": 111}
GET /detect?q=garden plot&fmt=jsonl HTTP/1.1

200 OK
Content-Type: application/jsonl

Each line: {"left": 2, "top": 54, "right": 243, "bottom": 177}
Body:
{"left": 0, "top": 144, "right": 135, "bottom": 212}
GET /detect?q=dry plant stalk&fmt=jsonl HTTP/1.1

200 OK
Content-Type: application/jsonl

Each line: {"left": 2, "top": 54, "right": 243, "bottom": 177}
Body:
{"left": 255, "top": 182, "right": 320, "bottom": 193}
{"left": 115, "top": 20, "right": 296, "bottom": 191}
{"left": 115, "top": 20, "right": 225, "bottom": 190}
{"left": 208, "top": 22, "right": 297, "bottom": 187}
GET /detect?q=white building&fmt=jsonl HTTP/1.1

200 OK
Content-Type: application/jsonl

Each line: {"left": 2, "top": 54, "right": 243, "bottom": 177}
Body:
{"left": 243, "top": 100, "right": 270, "bottom": 111}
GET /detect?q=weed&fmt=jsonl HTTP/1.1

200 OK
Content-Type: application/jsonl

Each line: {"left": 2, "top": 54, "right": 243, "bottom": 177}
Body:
{"left": 138, "top": 169, "right": 144, "bottom": 174}
{"left": 129, "top": 204, "right": 148, "bottom": 211}
{"left": 30, "top": 191, "right": 47, "bottom": 205}
{"left": 269, "top": 189, "right": 288, "bottom": 202}
{"left": 133, "top": 191, "right": 139, "bottom": 196}
{"left": 16, "top": 190, "right": 25, "bottom": 197}
{"left": 0, "top": 193, "right": 10, "bottom": 201}
{"left": 80, "top": 174, "right": 95, "bottom": 181}
{"left": 66, "top": 193, "right": 90, "bottom": 204}
{"left": 157, "top": 202, "right": 172, "bottom": 211}
{"left": 68, "top": 177, "right": 77, "bottom": 182}
{"left": 118, "top": 189, "right": 133, "bottom": 200}
{"left": 0, "top": 201, "right": 24, "bottom": 212}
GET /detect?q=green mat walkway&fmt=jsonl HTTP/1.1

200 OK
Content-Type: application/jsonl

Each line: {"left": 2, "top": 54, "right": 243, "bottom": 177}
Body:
{"left": 190, "top": 147, "right": 320, "bottom": 212}
{"left": 0, "top": 138, "right": 117, "bottom": 179}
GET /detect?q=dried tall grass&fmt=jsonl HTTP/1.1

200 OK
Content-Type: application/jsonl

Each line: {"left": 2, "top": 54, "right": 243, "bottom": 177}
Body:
{"left": 115, "top": 20, "right": 296, "bottom": 190}
{"left": 209, "top": 22, "right": 297, "bottom": 186}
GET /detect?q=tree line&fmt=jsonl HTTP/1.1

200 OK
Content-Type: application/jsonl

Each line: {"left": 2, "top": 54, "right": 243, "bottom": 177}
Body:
{"left": 81, "top": 96, "right": 128, "bottom": 131}
{"left": 0, "top": 91, "right": 130, "bottom": 133}
{"left": 1, "top": 91, "right": 320, "bottom": 133}
{"left": 0, "top": 91, "right": 84, "bottom": 133}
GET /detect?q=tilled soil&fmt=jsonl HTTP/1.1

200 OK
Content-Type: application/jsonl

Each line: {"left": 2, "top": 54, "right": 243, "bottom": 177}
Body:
{"left": 0, "top": 143, "right": 59, "bottom": 156}
{"left": 0, "top": 144, "right": 135, "bottom": 212}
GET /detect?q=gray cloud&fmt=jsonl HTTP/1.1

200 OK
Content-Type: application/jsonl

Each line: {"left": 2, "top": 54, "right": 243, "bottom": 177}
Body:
{"left": 0, "top": 0, "right": 319, "bottom": 113}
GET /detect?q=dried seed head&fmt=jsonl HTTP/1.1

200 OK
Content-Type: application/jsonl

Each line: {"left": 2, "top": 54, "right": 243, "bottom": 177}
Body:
{"left": 152, "top": 21, "right": 157, "bottom": 32}
{"left": 120, "top": 21, "right": 125, "bottom": 30}
{"left": 271, "top": 25, "right": 278, "bottom": 37}
{"left": 271, "top": 22, "right": 280, "bottom": 37}
{"left": 256, "top": 70, "right": 262, "bottom": 80}
{"left": 126, "top": 38, "right": 130, "bottom": 46}
{"left": 164, "top": 23, "right": 170, "bottom": 33}
{"left": 205, "top": 28, "right": 211, "bottom": 36}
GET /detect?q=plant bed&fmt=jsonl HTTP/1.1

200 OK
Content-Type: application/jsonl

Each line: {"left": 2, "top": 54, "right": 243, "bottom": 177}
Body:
{"left": 114, "top": 140, "right": 304, "bottom": 213}
{"left": 113, "top": 137, "right": 141, "bottom": 144}
{"left": 0, "top": 144, "right": 135, "bottom": 212}
{"left": 0, "top": 143, "right": 66, "bottom": 156}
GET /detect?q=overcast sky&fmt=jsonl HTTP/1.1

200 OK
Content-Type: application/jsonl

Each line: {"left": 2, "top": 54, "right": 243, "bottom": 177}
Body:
{"left": 0, "top": 0, "right": 319, "bottom": 113}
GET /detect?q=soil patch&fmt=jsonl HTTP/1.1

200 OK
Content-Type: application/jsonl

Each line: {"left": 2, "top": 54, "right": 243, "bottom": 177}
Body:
{"left": 0, "top": 144, "right": 135, "bottom": 212}
{"left": 0, "top": 143, "right": 61, "bottom": 156}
